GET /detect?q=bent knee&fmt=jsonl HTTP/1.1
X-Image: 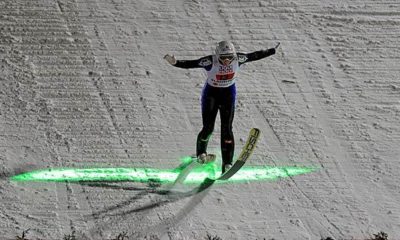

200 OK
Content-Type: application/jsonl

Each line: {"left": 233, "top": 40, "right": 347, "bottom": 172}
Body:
{"left": 223, "top": 139, "right": 234, "bottom": 145}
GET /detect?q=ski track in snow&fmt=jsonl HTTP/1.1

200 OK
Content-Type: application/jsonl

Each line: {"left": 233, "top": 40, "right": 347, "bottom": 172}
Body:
{"left": 1, "top": 0, "right": 400, "bottom": 239}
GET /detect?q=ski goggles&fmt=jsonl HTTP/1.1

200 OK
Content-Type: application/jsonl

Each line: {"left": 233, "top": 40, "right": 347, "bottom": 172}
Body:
{"left": 218, "top": 54, "right": 235, "bottom": 64}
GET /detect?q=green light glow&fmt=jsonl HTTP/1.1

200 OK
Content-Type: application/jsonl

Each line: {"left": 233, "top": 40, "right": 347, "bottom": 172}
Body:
{"left": 10, "top": 160, "right": 316, "bottom": 184}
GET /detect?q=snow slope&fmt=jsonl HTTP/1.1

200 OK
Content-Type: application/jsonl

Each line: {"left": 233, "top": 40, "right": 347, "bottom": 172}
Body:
{"left": 1, "top": 0, "right": 399, "bottom": 239}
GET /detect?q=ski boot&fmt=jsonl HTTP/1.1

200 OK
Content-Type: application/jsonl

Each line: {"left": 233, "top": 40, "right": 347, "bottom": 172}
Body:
{"left": 197, "top": 153, "right": 216, "bottom": 164}
{"left": 222, "top": 163, "right": 232, "bottom": 174}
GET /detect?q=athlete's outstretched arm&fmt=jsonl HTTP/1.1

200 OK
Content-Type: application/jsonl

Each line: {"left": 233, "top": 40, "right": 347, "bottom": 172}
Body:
{"left": 164, "top": 54, "right": 213, "bottom": 69}
{"left": 238, "top": 42, "right": 280, "bottom": 65}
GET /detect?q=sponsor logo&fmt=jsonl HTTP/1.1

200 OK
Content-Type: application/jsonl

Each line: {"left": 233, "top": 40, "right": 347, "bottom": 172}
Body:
{"left": 238, "top": 54, "right": 248, "bottom": 63}
{"left": 216, "top": 65, "right": 234, "bottom": 81}
{"left": 216, "top": 72, "right": 234, "bottom": 81}
{"left": 199, "top": 58, "right": 212, "bottom": 67}
{"left": 239, "top": 130, "right": 259, "bottom": 161}
{"left": 219, "top": 64, "right": 233, "bottom": 73}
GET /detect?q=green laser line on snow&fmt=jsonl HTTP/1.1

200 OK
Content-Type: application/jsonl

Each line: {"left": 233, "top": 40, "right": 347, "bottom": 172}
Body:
{"left": 10, "top": 163, "right": 316, "bottom": 184}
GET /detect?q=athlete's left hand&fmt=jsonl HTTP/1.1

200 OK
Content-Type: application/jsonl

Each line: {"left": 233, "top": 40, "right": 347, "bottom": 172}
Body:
{"left": 164, "top": 54, "right": 177, "bottom": 65}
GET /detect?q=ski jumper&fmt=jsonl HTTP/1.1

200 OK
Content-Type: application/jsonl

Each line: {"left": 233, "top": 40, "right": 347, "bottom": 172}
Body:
{"left": 173, "top": 48, "right": 276, "bottom": 166}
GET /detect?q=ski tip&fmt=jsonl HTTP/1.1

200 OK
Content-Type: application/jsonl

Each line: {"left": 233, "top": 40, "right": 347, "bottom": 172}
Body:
{"left": 251, "top": 128, "right": 261, "bottom": 136}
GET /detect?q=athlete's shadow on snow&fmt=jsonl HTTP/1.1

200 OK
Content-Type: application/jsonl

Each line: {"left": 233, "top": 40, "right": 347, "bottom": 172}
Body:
{"left": 78, "top": 179, "right": 199, "bottom": 220}
{"left": 77, "top": 159, "right": 209, "bottom": 238}
{"left": 79, "top": 182, "right": 181, "bottom": 219}
{"left": 5, "top": 163, "right": 209, "bottom": 238}
{"left": 79, "top": 180, "right": 212, "bottom": 239}
{"left": 79, "top": 160, "right": 199, "bottom": 219}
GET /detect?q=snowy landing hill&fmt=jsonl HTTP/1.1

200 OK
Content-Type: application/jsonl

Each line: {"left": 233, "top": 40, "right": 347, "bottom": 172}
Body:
{"left": 0, "top": 0, "right": 399, "bottom": 239}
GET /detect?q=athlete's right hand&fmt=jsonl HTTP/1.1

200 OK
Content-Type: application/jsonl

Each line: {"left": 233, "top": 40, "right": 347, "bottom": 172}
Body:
{"left": 164, "top": 54, "right": 177, "bottom": 65}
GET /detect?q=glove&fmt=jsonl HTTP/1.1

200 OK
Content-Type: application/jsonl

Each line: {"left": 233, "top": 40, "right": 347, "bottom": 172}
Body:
{"left": 164, "top": 54, "right": 177, "bottom": 65}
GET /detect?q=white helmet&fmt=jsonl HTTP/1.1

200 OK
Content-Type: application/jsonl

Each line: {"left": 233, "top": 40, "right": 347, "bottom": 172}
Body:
{"left": 215, "top": 41, "right": 236, "bottom": 64}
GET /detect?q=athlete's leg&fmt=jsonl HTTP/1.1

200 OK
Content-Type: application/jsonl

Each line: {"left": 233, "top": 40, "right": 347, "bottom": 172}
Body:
{"left": 220, "top": 85, "right": 236, "bottom": 169}
{"left": 196, "top": 85, "right": 218, "bottom": 156}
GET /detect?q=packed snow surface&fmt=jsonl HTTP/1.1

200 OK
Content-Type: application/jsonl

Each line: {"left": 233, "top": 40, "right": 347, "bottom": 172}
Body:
{"left": 1, "top": 0, "right": 399, "bottom": 239}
